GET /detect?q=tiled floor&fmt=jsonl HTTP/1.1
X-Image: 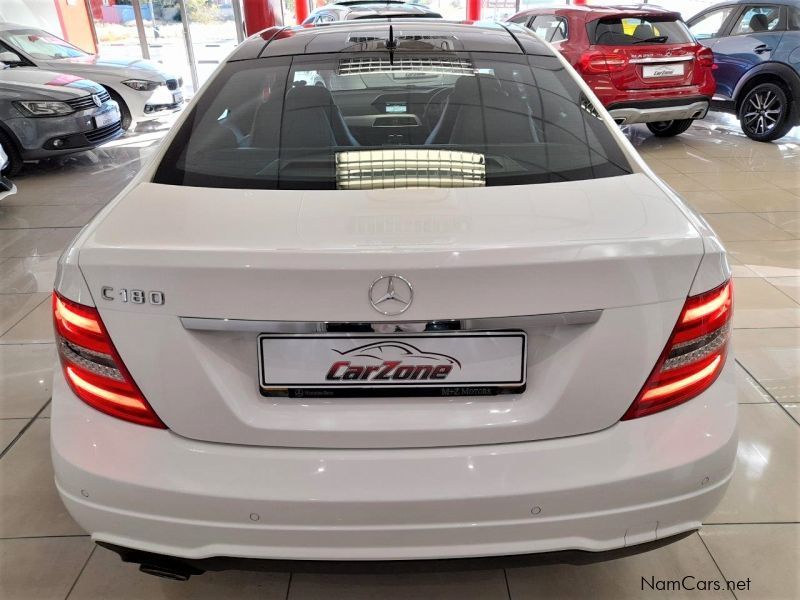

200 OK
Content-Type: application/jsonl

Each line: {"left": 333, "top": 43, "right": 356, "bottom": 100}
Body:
{"left": 0, "top": 117, "right": 798, "bottom": 599}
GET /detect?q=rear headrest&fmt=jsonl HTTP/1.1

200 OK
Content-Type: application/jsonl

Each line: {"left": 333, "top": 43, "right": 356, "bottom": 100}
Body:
{"left": 749, "top": 13, "right": 770, "bottom": 32}
{"left": 450, "top": 74, "right": 503, "bottom": 104}
{"left": 633, "top": 24, "right": 655, "bottom": 40}
{"left": 284, "top": 85, "right": 336, "bottom": 111}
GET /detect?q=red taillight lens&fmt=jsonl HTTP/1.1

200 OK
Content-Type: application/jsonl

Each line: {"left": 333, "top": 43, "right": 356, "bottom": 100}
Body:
{"left": 696, "top": 46, "right": 714, "bottom": 68}
{"left": 622, "top": 280, "right": 732, "bottom": 420}
{"left": 53, "top": 292, "right": 166, "bottom": 428}
{"left": 578, "top": 51, "right": 628, "bottom": 74}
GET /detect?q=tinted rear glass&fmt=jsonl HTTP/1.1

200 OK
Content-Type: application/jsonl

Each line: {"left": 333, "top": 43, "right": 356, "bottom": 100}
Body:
{"left": 154, "top": 52, "right": 631, "bottom": 190}
{"left": 589, "top": 16, "right": 694, "bottom": 45}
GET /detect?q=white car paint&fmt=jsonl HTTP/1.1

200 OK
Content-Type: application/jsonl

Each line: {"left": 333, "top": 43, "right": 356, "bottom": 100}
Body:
{"left": 34, "top": 55, "right": 183, "bottom": 125}
{"left": 50, "top": 21, "right": 736, "bottom": 566}
{"left": 52, "top": 363, "right": 736, "bottom": 560}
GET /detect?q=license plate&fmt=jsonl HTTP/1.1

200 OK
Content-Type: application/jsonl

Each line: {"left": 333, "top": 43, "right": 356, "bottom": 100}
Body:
{"left": 94, "top": 108, "right": 119, "bottom": 128}
{"left": 259, "top": 332, "right": 527, "bottom": 397}
{"left": 643, "top": 63, "right": 685, "bottom": 78}
{"left": 172, "top": 91, "right": 183, "bottom": 104}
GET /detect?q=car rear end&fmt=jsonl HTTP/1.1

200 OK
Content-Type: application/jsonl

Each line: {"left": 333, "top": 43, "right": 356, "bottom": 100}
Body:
{"left": 576, "top": 10, "right": 715, "bottom": 125}
{"left": 50, "top": 22, "right": 736, "bottom": 565}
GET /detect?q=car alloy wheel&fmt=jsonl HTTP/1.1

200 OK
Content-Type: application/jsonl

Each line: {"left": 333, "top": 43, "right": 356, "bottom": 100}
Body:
{"left": 739, "top": 82, "right": 793, "bottom": 142}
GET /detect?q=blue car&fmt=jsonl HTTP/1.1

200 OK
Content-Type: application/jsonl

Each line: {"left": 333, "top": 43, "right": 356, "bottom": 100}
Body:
{"left": 688, "top": 0, "right": 799, "bottom": 141}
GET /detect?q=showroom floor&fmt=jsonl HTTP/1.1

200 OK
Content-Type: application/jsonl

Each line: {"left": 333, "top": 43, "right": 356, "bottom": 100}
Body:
{"left": 0, "top": 117, "right": 798, "bottom": 599}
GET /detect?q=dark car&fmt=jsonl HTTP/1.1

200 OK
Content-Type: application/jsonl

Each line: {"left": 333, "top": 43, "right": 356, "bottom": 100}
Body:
{"left": 688, "top": 0, "right": 800, "bottom": 141}
{"left": 303, "top": 0, "right": 441, "bottom": 24}
{"left": 507, "top": 6, "right": 716, "bottom": 137}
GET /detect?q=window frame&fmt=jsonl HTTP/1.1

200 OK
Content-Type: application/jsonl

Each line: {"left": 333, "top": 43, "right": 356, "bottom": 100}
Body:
{"left": 528, "top": 14, "right": 569, "bottom": 43}
{"left": 688, "top": 5, "right": 738, "bottom": 40}
{"left": 789, "top": 5, "right": 800, "bottom": 30}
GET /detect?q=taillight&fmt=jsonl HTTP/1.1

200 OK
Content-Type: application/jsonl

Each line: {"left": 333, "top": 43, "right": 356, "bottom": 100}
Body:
{"left": 53, "top": 291, "right": 166, "bottom": 428}
{"left": 696, "top": 46, "right": 714, "bottom": 68}
{"left": 622, "top": 280, "right": 732, "bottom": 420}
{"left": 578, "top": 51, "right": 628, "bottom": 74}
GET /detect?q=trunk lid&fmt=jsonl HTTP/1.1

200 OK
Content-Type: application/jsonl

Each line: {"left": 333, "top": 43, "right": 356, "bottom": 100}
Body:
{"left": 78, "top": 175, "right": 704, "bottom": 448}
{"left": 589, "top": 13, "right": 699, "bottom": 90}
{"left": 609, "top": 43, "right": 699, "bottom": 91}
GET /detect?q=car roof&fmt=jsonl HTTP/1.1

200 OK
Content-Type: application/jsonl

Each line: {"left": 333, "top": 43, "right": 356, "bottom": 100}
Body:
{"left": 0, "top": 23, "right": 42, "bottom": 32}
{"left": 230, "top": 20, "right": 553, "bottom": 60}
{"left": 691, "top": 0, "right": 799, "bottom": 9}
{"left": 342, "top": 3, "right": 441, "bottom": 17}
{"left": 514, "top": 4, "right": 683, "bottom": 22}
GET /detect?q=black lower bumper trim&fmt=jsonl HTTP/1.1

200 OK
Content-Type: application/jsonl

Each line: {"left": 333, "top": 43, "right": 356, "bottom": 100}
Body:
{"left": 98, "top": 530, "right": 695, "bottom": 577}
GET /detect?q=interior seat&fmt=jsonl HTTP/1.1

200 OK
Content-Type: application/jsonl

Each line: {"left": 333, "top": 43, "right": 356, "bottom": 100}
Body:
{"left": 749, "top": 13, "right": 770, "bottom": 32}
{"left": 280, "top": 85, "right": 359, "bottom": 150}
{"left": 250, "top": 85, "right": 359, "bottom": 150}
{"left": 425, "top": 74, "right": 539, "bottom": 146}
{"left": 632, "top": 23, "right": 656, "bottom": 40}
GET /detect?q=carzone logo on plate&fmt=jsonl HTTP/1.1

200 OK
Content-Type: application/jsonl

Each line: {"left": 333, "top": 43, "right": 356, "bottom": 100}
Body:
{"left": 325, "top": 341, "right": 462, "bottom": 383}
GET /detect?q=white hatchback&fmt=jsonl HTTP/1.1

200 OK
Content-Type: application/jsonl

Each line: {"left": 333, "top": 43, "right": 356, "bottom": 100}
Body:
{"left": 50, "top": 20, "right": 737, "bottom": 578}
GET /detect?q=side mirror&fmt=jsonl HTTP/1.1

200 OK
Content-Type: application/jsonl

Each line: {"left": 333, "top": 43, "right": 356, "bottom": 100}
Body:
{"left": 0, "top": 51, "right": 22, "bottom": 66}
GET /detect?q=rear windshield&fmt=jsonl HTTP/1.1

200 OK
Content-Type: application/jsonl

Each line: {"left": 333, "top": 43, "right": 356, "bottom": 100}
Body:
{"left": 154, "top": 52, "right": 631, "bottom": 190}
{"left": 589, "top": 17, "right": 693, "bottom": 46}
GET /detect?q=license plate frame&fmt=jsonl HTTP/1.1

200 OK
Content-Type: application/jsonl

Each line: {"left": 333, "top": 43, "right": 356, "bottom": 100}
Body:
{"left": 258, "top": 331, "right": 527, "bottom": 398}
{"left": 172, "top": 91, "right": 184, "bottom": 105}
{"left": 642, "top": 63, "right": 685, "bottom": 78}
{"left": 94, "top": 108, "right": 119, "bottom": 128}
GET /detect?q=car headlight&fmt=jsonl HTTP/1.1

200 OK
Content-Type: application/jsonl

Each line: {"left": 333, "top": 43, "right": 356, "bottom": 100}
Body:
{"left": 122, "top": 79, "right": 161, "bottom": 92}
{"left": 14, "top": 101, "right": 75, "bottom": 117}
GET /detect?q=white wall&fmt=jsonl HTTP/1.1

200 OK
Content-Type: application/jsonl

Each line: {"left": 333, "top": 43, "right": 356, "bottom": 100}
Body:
{"left": 0, "top": 0, "right": 63, "bottom": 35}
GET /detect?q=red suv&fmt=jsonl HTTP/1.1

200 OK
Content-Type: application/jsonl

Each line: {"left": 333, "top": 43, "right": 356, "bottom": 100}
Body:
{"left": 508, "top": 6, "right": 716, "bottom": 137}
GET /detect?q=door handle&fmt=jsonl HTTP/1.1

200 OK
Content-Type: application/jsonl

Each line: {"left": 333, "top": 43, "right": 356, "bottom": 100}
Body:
{"left": 754, "top": 44, "right": 772, "bottom": 54}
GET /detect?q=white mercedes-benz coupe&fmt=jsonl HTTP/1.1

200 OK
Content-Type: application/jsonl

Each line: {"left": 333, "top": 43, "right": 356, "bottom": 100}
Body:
{"left": 50, "top": 20, "right": 736, "bottom": 578}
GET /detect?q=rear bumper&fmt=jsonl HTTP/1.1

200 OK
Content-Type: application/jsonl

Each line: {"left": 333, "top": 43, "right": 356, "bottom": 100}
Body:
{"left": 608, "top": 99, "right": 710, "bottom": 125}
{"left": 51, "top": 359, "right": 737, "bottom": 561}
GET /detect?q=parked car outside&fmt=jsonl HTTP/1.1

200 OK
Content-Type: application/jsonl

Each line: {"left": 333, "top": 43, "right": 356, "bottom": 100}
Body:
{"left": 0, "top": 23, "right": 184, "bottom": 131}
{"left": 0, "top": 56, "right": 122, "bottom": 176}
{"left": 0, "top": 140, "right": 16, "bottom": 200}
{"left": 51, "top": 20, "right": 736, "bottom": 576}
{"left": 303, "top": 0, "right": 441, "bottom": 24}
{"left": 687, "top": 0, "right": 800, "bottom": 141}
{"left": 507, "top": 5, "right": 716, "bottom": 136}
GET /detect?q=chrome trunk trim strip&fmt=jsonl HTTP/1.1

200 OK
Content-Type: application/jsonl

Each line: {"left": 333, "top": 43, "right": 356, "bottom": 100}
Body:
{"left": 180, "top": 310, "right": 602, "bottom": 333}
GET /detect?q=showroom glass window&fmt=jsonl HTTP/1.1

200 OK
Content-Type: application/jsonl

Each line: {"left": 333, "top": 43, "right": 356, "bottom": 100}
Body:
{"left": 154, "top": 52, "right": 631, "bottom": 190}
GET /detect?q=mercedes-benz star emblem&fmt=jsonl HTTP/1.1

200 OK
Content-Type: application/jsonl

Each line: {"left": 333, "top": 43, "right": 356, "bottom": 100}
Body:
{"left": 369, "top": 275, "right": 413, "bottom": 316}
